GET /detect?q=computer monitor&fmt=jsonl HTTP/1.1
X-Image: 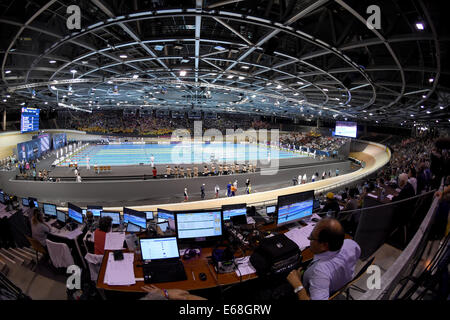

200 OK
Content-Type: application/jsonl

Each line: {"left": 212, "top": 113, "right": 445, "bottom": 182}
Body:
{"left": 28, "top": 198, "right": 38, "bottom": 208}
{"left": 101, "top": 211, "right": 121, "bottom": 226}
{"left": 22, "top": 198, "right": 29, "bottom": 207}
{"left": 123, "top": 207, "right": 147, "bottom": 229}
{"left": 68, "top": 203, "right": 83, "bottom": 224}
{"left": 139, "top": 237, "right": 180, "bottom": 262}
{"left": 313, "top": 199, "right": 320, "bottom": 210}
{"left": 43, "top": 203, "right": 57, "bottom": 217}
{"left": 276, "top": 190, "right": 314, "bottom": 227}
{"left": 126, "top": 222, "right": 141, "bottom": 233}
{"left": 87, "top": 205, "right": 102, "bottom": 217}
{"left": 56, "top": 210, "right": 66, "bottom": 223}
{"left": 157, "top": 209, "right": 176, "bottom": 234}
{"left": 157, "top": 221, "right": 169, "bottom": 233}
{"left": 266, "top": 205, "right": 276, "bottom": 216}
{"left": 145, "top": 211, "right": 154, "bottom": 220}
{"left": 222, "top": 203, "right": 247, "bottom": 221}
{"left": 175, "top": 210, "right": 222, "bottom": 240}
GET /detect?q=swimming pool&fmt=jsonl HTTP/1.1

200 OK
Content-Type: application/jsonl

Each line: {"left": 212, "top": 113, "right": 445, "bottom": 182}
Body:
{"left": 58, "top": 143, "right": 305, "bottom": 166}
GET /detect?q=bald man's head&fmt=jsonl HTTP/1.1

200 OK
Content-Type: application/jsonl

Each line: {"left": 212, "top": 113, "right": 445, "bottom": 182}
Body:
{"left": 314, "top": 218, "right": 345, "bottom": 252}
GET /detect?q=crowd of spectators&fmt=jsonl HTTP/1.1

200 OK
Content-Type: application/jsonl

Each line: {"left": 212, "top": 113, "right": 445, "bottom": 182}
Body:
{"left": 317, "top": 136, "right": 449, "bottom": 238}
{"left": 279, "top": 131, "right": 349, "bottom": 154}
{"left": 58, "top": 111, "right": 277, "bottom": 136}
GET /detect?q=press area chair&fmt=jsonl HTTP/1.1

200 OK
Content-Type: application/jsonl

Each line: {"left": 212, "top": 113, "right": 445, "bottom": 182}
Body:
{"left": 25, "top": 236, "right": 48, "bottom": 271}
{"left": 329, "top": 257, "right": 375, "bottom": 300}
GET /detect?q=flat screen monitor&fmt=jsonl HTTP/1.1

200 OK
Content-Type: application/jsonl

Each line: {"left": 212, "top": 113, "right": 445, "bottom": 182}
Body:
{"left": 335, "top": 121, "right": 357, "bottom": 138}
{"left": 56, "top": 210, "right": 66, "bottom": 223}
{"left": 276, "top": 190, "right": 314, "bottom": 227}
{"left": 145, "top": 211, "right": 154, "bottom": 220}
{"left": 222, "top": 203, "right": 247, "bottom": 221}
{"left": 28, "top": 198, "right": 38, "bottom": 208}
{"left": 68, "top": 203, "right": 83, "bottom": 224}
{"left": 22, "top": 198, "right": 29, "bottom": 207}
{"left": 266, "top": 205, "right": 276, "bottom": 215}
{"left": 313, "top": 199, "right": 320, "bottom": 210}
{"left": 43, "top": 203, "right": 57, "bottom": 217}
{"left": 139, "top": 237, "right": 180, "bottom": 262}
{"left": 175, "top": 210, "right": 222, "bottom": 240}
{"left": 157, "top": 222, "right": 169, "bottom": 233}
{"left": 87, "top": 205, "right": 102, "bottom": 217}
{"left": 126, "top": 222, "right": 141, "bottom": 233}
{"left": 101, "top": 211, "right": 121, "bottom": 225}
{"left": 123, "top": 207, "right": 147, "bottom": 229}
{"left": 21, "top": 107, "right": 40, "bottom": 133}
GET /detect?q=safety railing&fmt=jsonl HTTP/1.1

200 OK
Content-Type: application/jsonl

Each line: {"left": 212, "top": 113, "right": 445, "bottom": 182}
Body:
{"left": 359, "top": 178, "right": 444, "bottom": 300}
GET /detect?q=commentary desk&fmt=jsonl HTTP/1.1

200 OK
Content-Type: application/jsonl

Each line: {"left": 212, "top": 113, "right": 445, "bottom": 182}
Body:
{"left": 96, "top": 221, "right": 318, "bottom": 293}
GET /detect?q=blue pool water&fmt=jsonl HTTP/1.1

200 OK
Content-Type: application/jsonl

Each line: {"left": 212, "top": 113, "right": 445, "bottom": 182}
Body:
{"left": 58, "top": 143, "right": 304, "bottom": 166}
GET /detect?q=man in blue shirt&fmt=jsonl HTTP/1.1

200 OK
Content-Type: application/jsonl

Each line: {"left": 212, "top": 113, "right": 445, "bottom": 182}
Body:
{"left": 286, "top": 218, "right": 361, "bottom": 300}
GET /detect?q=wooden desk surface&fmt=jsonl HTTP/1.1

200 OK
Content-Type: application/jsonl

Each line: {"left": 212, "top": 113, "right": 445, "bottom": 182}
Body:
{"left": 96, "top": 223, "right": 316, "bottom": 293}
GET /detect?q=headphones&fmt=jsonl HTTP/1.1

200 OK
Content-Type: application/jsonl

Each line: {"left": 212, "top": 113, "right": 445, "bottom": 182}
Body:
{"left": 183, "top": 248, "right": 200, "bottom": 260}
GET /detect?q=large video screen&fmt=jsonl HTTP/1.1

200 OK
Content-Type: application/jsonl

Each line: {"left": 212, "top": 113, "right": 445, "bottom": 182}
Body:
{"left": 38, "top": 134, "right": 50, "bottom": 153}
{"left": 17, "top": 139, "right": 42, "bottom": 162}
{"left": 335, "top": 121, "right": 357, "bottom": 138}
{"left": 277, "top": 190, "right": 314, "bottom": 227}
{"left": 52, "top": 133, "right": 67, "bottom": 150}
{"left": 21, "top": 107, "right": 40, "bottom": 133}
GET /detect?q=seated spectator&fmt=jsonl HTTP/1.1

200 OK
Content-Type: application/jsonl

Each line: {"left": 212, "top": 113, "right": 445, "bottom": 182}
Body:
{"left": 286, "top": 218, "right": 361, "bottom": 300}
{"left": 392, "top": 173, "right": 415, "bottom": 202}
{"left": 408, "top": 167, "right": 418, "bottom": 195}
{"left": 94, "top": 216, "right": 113, "bottom": 255}
{"left": 343, "top": 188, "right": 358, "bottom": 212}
{"left": 320, "top": 192, "right": 341, "bottom": 217}
{"left": 31, "top": 208, "right": 51, "bottom": 247}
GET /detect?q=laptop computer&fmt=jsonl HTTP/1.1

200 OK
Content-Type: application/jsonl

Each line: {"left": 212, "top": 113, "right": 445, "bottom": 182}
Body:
{"left": 139, "top": 236, "right": 187, "bottom": 284}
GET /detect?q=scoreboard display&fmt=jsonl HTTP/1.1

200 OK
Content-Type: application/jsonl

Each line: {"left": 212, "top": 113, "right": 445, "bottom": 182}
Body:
{"left": 21, "top": 107, "right": 40, "bottom": 133}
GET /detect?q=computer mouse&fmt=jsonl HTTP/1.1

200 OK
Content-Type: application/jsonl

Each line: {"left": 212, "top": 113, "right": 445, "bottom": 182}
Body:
{"left": 199, "top": 272, "right": 207, "bottom": 281}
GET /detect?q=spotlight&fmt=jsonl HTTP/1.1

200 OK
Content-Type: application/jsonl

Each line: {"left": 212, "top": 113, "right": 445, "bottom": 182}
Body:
{"left": 132, "top": 74, "right": 139, "bottom": 79}
{"left": 5, "top": 70, "right": 11, "bottom": 74}
{"left": 70, "top": 69, "right": 77, "bottom": 74}
{"left": 415, "top": 22, "right": 424, "bottom": 30}
{"left": 180, "top": 70, "right": 187, "bottom": 76}
{"left": 49, "top": 60, "right": 56, "bottom": 64}
{"left": 428, "top": 78, "right": 434, "bottom": 83}
{"left": 119, "top": 54, "right": 128, "bottom": 59}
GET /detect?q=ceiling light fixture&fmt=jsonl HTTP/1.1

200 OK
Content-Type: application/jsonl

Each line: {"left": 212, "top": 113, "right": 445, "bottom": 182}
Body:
{"left": 415, "top": 22, "right": 424, "bottom": 30}
{"left": 180, "top": 70, "right": 187, "bottom": 76}
{"left": 119, "top": 54, "right": 128, "bottom": 59}
{"left": 5, "top": 70, "right": 11, "bottom": 74}
{"left": 49, "top": 60, "right": 56, "bottom": 64}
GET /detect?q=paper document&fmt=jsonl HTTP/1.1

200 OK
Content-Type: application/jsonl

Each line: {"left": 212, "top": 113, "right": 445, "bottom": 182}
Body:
{"left": 285, "top": 224, "right": 315, "bottom": 251}
{"left": 235, "top": 256, "right": 256, "bottom": 276}
{"left": 246, "top": 216, "right": 256, "bottom": 224}
{"left": 386, "top": 194, "right": 394, "bottom": 200}
{"left": 104, "top": 252, "right": 136, "bottom": 286}
{"left": 104, "top": 232, "right": 125, "bottom": 250}
{"left": 367, "top": 193, "right": 378, "bottom": 199}
{"left": 65, "top": 228, "right": 83, "bottom": 240}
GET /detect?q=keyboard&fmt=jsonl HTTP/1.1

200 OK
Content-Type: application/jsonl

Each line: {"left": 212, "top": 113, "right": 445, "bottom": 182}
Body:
{"left": 142, "top": 260, "right": 187, "bottom": 283}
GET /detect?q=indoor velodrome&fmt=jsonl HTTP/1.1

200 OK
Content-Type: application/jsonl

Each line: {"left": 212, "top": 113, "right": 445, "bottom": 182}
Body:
{"left": 0, "top": 0, "right": 449, "bottom": 309}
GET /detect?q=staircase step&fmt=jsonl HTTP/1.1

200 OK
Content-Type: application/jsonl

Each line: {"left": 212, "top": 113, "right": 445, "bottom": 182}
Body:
{"left": 15, "top": 248, "right": 36, "bottom": 259}
{"left": 9, "top": 248, "right": 33, "bottom": 264}
{"left": 0, "top": 249, "right": 24, "bottom": 265}
{"left": 0, "top": 251, "right": 16, "bottom": 264}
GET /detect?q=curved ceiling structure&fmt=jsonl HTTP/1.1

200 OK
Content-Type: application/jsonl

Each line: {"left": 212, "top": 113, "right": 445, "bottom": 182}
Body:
{"left": 0, "top": 0, "right": 449, "bottom": 127}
